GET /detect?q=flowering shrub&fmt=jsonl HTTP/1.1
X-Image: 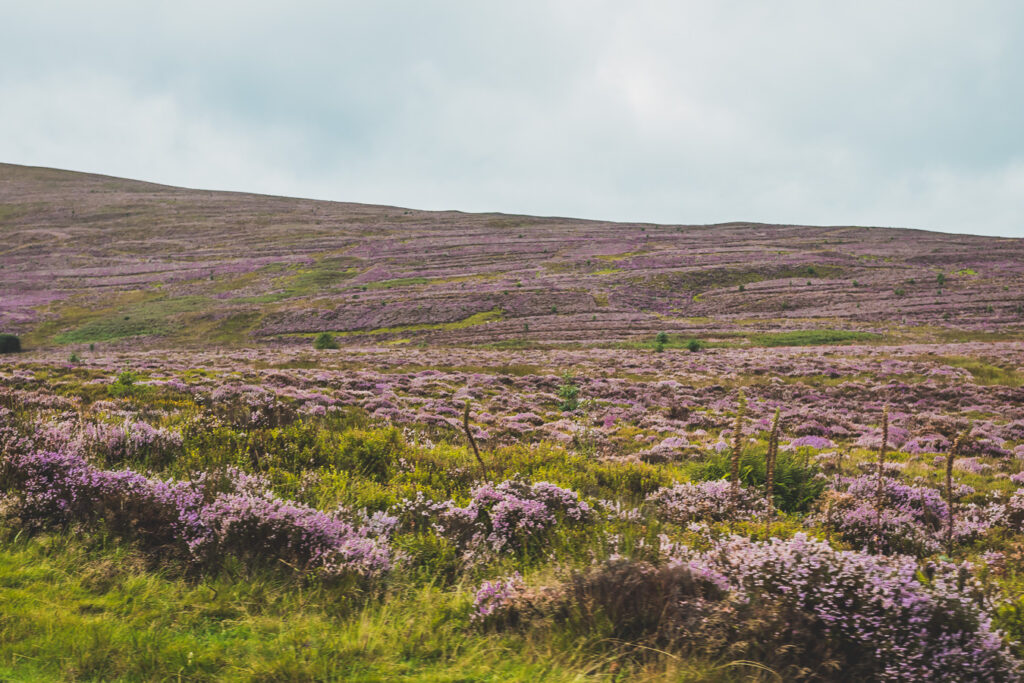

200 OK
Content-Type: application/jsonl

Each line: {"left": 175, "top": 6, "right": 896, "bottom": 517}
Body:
{"left": 0, "top": 450, "right": 207, "bottom": 555}
{"left": 33, "top": 418, "right": 182, "bottom": 468}
{"left": 473, "top": 572, "right": 524, "bottom": 622}
{"left": 394, "top": 479, "right": 592, "bottom": 556}
{"left": 452, "top": 479, "right": 592, "bottom": 554}
{"left": 996, "top": 488, "right": 1024, "bottom": 531}
{"left": 673, "top": 534, "right": 1021, "bottom": 681}
{"left": 200, "top": 494, "right": 391, "bottom": 576}
{"left": 786, "top": 434, "right": 834, "bottom": 450}
{"left": 904, "top": 434, "right": 952, "bottom": 454}
{"left": 475, "top": 535, "right": 1021, "bottom": 681}
{"left": 646, "top": 480, "right": 767, "bottom": 525}
{"left": 816, "top": 475, "right": 994, "bottom": 555}
{"left": 0, "top": 451, "right": 391, "bottom": 578}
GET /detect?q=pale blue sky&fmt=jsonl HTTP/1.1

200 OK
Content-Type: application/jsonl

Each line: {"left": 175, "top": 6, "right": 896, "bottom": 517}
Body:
{"left": 2, "top": 1, "right": 1023, "bottom": 236}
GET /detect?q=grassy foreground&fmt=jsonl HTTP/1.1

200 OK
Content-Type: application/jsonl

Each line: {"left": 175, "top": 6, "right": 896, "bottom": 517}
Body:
{"left": 2, "top": 348, "right": 1024, "bottom": 681}
{"left": 0, "top": 529, "right": 755, "bottom": 682}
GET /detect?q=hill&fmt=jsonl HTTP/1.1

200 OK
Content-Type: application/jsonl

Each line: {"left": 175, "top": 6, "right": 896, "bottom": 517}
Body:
{"left": 2, "top": 162, "right": 1022, "bottom": 349}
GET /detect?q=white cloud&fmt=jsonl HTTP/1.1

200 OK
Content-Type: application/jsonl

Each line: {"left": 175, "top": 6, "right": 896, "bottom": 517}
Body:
{"left": 0, "top": 1, "right": 1022, "bottom": 237}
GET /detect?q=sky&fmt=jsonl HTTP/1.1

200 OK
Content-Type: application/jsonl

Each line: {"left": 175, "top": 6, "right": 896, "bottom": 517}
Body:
{"left": 2, "top": 1, "right": 1023, "bottom": 237}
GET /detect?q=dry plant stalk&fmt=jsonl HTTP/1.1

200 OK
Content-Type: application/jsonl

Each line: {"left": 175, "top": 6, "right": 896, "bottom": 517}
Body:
{"left": 463, "top": 398, "right": 488, "bottom": 479}
{"left": 874, "top": 405, "right": 890, "bottom": 551}
{"left": 765, "top": 407, "right": 780, "bottom": 536}
{"left": 946, "top": 428, "right": 968, "bottom": 556}
{"left": 730, "top": 390, "right": 747, "bottom": 493}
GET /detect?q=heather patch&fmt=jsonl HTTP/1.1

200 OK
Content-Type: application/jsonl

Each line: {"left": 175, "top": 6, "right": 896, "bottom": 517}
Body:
{"left": 0, "top": 451, "right": 392, "bottom": 579}
{"left": 3, "top": 325, "right": 1024, "bottom": 678}
{"left": 475, "top": 535, "right": 1022, "bottom": 681}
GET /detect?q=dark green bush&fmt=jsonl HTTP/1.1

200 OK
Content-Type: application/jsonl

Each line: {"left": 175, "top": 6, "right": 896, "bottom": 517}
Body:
{"left": 108, "top": 370, "right": 142, "bottom": 398}
{"left": 557, "top": 372, "right": 579, "bottom": 412}
{"left": 0, "top": 334, "right": 21, "bottom": 353}
{"left": 313, "top": 332, "right": 338, "bottom": 350}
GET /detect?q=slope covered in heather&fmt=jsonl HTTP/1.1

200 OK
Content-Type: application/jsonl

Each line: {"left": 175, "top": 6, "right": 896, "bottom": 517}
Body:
{"left": 6, "top": 163, "right": 1024, "bottom": 681}
{"left": 2, "top": 162, "right": 1022, "bottom": 349}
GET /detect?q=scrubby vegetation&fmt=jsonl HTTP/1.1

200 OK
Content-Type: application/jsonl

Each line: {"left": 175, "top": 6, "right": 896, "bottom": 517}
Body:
{"left": 3, "top": 165, "right": 1024, "bottom": 679}
{"left": 0, "top": 334, "right": 20, "bottom": 353}
{"left": 3, "top": 343, "right": 1024, "bottom": 680}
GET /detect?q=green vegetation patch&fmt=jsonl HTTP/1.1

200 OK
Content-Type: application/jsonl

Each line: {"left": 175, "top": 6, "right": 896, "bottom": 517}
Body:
{"left": 0, "top": 203, "right": 28, "bottom": 223}
{"left": 749, "top": 330, "right": 883, "bottom": 347}
{"left": 281, "top": 259, "right": 360, "bottom": 297}
{"left": 53, "top": 296, "right": 212, "bottom": 344}
{"left": 286, "top": 308, "right": 506, "bottom": 341}
{"left": 925, "top": 355, "right": 1024, "bottom": 387}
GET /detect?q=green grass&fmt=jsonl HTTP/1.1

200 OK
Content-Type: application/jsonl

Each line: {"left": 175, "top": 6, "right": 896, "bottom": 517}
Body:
{"left": 285, "top": 308, "right": 506, "bottom": 340}
{"left": 0, "top": 203, "right": 27, "bottom": 223}
{"left": 748, "top": 329, "right": 883, "bottom": 347}
{"left": 280, "top": 261, "right": 359, "bottom": 297}
{"left": 1, "top": 531, "right": 661, "bottom": 682}
{"left": 53, "top": 296, "right": 212, "bottom": 344}
{"left": 924, "top": 355, "right": 1024, "bottom": 387}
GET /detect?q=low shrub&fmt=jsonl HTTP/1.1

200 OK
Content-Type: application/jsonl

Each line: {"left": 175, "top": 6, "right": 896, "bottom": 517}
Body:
{"left": 0, "top": 334, "right": 20, "bottom": 353}
{"left": 397, "top": 478, "right": 593, "bottom": 558}
{"left": 476, "top": 535, "right": 1022, "bottom": 681}
{"left": 645, "top": 480, "right": 766, "bottom": 525}
{"left": 814, "top": 475, "right": 993, "bottom": 556}
{"left": 557, "top": 372, "right": 579, "bottom": 412}
{"left": 313, "top": 332, "right": 339, "bottom": 350}
{"left": 0, "top": 451, "right": 392, "bottom": 578}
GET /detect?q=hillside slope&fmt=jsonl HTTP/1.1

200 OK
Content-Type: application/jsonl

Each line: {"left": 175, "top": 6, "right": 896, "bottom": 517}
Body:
{"left": 2, "top": 162, "right": 1022, "bottom": 348}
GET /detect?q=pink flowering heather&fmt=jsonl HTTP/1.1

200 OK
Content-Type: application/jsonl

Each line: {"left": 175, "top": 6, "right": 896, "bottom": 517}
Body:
{"left": 476, "top": 535, "right": 1021, "bottom": 681}
{"left": 646, "top": 479, "right": 767, "bottom": 526}
{"left": 472, "top": 572, "right": 524, "bottom": 622}
{"left": 199, "top": 494, "right": 391, "bottom": 576}
{"left": 787, "top": 435, "right": 834, "bottom": 450}
{"left": 817, "top": 475, "right": 993, "bottom": 555}
{"left": 0, "top": 451, "right": 391, "bottom": 577}
{"left": 668, "top": 534, "right": 1021, "bottom": 682}
{"left": 996, "top": 488, "right": 1024, "bottom": 531}
{"left": 429, "top": 478, "right": 592, "bottom": 555}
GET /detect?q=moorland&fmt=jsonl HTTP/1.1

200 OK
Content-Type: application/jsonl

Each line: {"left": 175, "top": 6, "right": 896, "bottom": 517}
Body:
{"left": 2, "top": 163, "right": 1024, "bottom": 681}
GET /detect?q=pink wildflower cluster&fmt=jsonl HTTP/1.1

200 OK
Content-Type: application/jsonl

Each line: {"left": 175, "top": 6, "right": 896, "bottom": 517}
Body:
{"left": 396, "top": 479, "right": 592, "bottom": 556}
{"left": 33, "top": 418, "right": 182, "bottom": 466}
{"left": 668, "top": 534, "right": 1021, "bottom": 681}
{"left": 646, "top": 480, "right": 767, "bottom": 525}
{"left": 472, "top": 572, "right": 524, "bottom": 622}
{"left": 817, "top": 475, "right": 994, "bottom": 555}
{"left": 0, "top": 451, "right": 392, "bottom": 578}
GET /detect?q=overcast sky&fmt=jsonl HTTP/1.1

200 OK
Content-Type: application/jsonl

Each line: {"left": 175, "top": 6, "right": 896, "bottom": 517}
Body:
{"left": 2, "top": 2, "right": 1023, "bottom": 237}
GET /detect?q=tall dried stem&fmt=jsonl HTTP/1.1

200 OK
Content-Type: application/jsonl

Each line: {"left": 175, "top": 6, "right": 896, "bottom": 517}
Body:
{"left": 946, "top": 428, "right": 968, "bottom": 556}
{"left": 765, "top": 407, "right": 780, "bottom": 536}
{"left": 463, "top": 398, "right": 488, "bottom": 479}
{"left": 874, "top": 405, "right": 890, "bottom": 551}
{"left": 730, "top": 390, "right": 747, "bottom": 494}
